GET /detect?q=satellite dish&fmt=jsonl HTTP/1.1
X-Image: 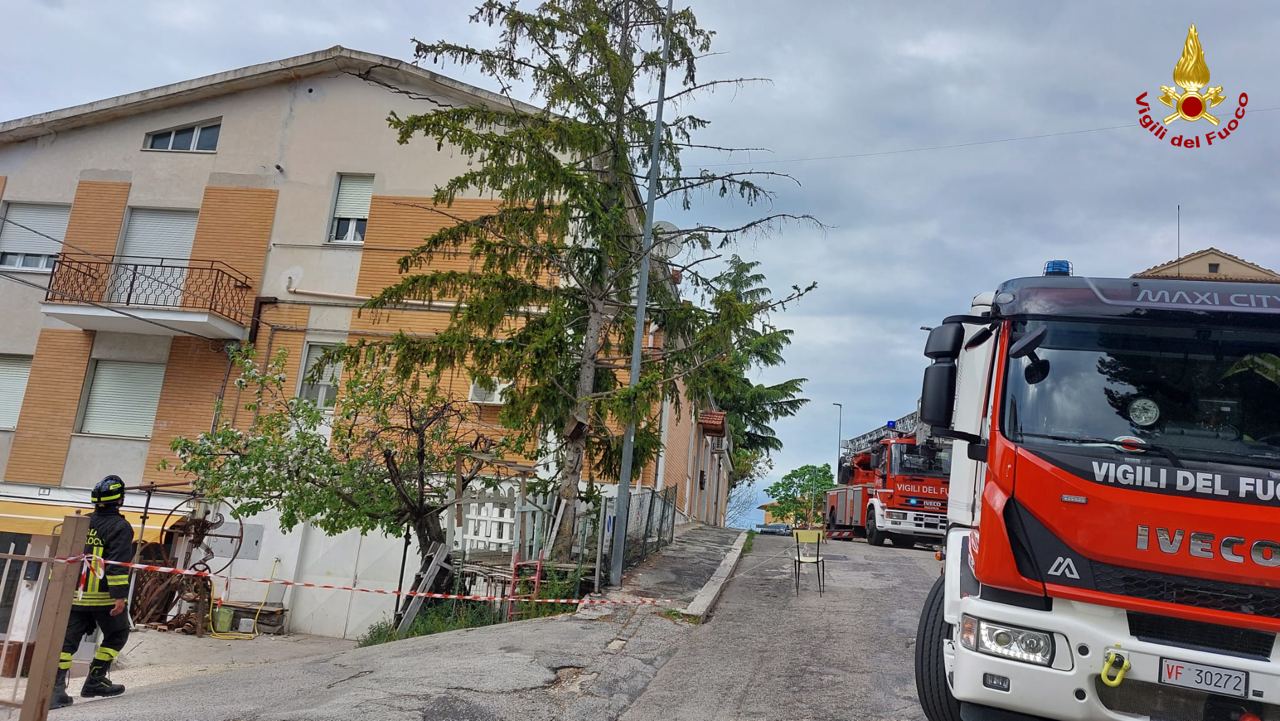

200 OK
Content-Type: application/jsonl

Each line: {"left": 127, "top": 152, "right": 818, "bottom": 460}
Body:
{"left": 650, "top": 221, "right": 680, "bottom": 261}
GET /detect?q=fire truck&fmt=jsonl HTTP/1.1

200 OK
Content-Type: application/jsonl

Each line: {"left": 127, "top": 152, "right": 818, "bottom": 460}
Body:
{"left": 914, "top": 263, "right": 1280, "bottom": 721}
{"left": 826, "top": 415, "right": 951, "bottom": 547}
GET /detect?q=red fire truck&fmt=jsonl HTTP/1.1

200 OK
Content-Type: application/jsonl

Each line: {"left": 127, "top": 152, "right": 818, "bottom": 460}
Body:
{"left": 826, "top": 418, "right": 951, "bottom": 547}
{"left": 914, "top": 264, "right": 1280, "bottom": 721}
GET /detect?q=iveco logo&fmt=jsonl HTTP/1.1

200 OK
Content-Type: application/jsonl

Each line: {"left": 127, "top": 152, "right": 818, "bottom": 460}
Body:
{"left": 1137, "top": 525, "right": 1280, "bottom": 566}
{"left": 1047, "top": 556, "right": 1080, "bottom": 579}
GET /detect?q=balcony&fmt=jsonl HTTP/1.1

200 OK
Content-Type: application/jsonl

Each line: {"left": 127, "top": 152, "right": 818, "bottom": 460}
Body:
{"left": 41, "top": 255, "right": 251, "bottom": 338}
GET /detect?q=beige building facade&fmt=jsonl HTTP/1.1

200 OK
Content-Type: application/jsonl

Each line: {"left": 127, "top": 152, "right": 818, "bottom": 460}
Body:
{"left": 0, "top": 47, "right": 731, "bottom": 639}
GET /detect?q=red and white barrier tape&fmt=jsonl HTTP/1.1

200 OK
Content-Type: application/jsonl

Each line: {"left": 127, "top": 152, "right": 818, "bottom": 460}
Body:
{"left": 82, "top": 557, "right": 667, "bottom": 606}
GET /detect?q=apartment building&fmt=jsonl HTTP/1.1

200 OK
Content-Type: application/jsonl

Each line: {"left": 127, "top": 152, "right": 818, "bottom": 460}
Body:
{"left": 0, "top": 47, "right": 732, "bottom": 638}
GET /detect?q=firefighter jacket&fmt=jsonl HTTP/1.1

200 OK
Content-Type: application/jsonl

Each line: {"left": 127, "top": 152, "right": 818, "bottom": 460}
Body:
{"left": 75, "top": 508, "right": 134, "bottom": 607}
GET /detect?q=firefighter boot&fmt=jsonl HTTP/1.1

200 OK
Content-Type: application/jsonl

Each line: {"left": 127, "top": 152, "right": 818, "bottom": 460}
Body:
{"left": 49, "top": 668, "right": 73, "bottom": 709}
{"left": 80, "top": 660, "right": 124, "bottom": 698}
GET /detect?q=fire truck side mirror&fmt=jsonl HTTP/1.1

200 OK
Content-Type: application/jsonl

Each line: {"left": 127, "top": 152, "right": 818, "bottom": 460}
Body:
{"left": 921, "top": 323, "right": 962, "bottom": 429}
{"left": 924, "top": 323, "right": 964, "bottom": 360}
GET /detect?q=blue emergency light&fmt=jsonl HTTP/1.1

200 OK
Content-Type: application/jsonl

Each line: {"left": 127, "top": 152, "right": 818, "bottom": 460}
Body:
{"left": 886, "top": 420, "right": 896, "bottom": 430}
{"left": 1044, "top": 259, "right": 1073, "bottom": 277}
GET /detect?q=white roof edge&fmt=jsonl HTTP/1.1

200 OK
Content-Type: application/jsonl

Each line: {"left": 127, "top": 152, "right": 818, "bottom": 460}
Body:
{"left": 0, "top": 45, "right": 541, "bottom": 143}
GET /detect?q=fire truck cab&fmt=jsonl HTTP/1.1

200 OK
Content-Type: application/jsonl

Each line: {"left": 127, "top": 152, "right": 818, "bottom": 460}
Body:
{"left": 914, "top": 268, "right": 1280, "bottom": 721}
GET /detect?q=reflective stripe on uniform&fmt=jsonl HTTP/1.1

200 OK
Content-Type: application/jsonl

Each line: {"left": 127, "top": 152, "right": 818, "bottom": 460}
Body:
{"left": 105, "top": 574, "right": 129, "bottom": 587}
{"left": 72, "top": 592, "right": 117, "bottom": 607}
{"left": 93, "top": 647, "right": 119, "bottom": 662}
{"left": 58, "top": 652, "right": 73, "bottom": 670}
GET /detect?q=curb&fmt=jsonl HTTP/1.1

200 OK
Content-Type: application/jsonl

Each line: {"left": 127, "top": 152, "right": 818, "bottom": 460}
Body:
{"left": 682, "top": 530, "right": 748, "bottom": 621}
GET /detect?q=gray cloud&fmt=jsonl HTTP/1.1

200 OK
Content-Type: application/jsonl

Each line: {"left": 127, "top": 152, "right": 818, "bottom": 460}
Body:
{"left": 4, "top": 0, "right": 1279, "bottom": 523}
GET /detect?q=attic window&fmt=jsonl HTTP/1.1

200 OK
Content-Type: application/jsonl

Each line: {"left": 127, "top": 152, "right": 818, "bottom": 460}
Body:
{"left": 1208, "top": 262, "right": 1220, "bottom": 274}
{"left": 145, "top": 121, "right": 220, "bottom": 152}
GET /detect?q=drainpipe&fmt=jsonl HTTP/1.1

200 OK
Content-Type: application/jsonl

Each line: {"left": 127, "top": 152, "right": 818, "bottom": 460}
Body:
{"left": 248, "top": 296, "right": 278, "bottom": 345}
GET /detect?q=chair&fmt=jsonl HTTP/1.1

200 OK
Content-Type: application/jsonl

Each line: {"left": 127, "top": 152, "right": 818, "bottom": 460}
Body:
{"left": 792, "top": 529, "right": 826, "bottom": 595}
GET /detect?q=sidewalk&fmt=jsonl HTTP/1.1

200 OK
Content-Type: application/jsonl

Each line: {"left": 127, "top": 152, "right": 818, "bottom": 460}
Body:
{"left": 51, "top": 525, "right": 747, "bottom": 721}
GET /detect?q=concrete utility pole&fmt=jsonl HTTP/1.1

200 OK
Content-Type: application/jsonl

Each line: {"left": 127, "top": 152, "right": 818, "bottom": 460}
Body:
{"left": 611, "top": 0, "right": 674, "bottom": 587}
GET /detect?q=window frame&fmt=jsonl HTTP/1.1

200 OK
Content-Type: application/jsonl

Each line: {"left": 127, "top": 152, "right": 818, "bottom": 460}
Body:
{"left": 298, "top": 343, "right": 342, "bottom": 412}
{"left": 468, "top": 379, "right": 513, "bottom": 406}
{"left": 1208, "top": 262, "right": 1221, "bottom": 274}
{"left": 143, "top": 119, "right": 222, "bottom": 154}
{"left": 327, "top": 174, "right": 374, "bottom": 245}
{"left": 0, "top": 355, "right": 33, "bottom": 430}
{"left": 77, "top": 359, "right": 166, "bottom": 439}
{"left": 0, "top": 201, "right": 70, "bottom": 274}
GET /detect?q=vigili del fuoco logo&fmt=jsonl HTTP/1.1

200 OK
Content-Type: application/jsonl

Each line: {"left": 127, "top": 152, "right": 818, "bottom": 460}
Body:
{"left": 1136, "top": 24, "right": 1249, "bottom": 149}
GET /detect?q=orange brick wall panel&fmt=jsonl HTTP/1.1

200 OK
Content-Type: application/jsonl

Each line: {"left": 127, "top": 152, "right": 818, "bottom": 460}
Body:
{"left": 355, "top": 196, "right": 503, "bottom": 297}
{"left": 143, "top": 337, "right": 232, "bottom": 486}
{"left": 663, "top": 399, "right": 695, "bottom": 511}
{"left": 189, "top": 186, "right": 278, "bottom": 318}
{"left": 63, "top": 181, "right": 130, "bottom": 258}
{"left": 5, "top": 330, "right": 94, "bottom": 485}
{"left": 0, "top": 176, "right": 7, "bottom": 202}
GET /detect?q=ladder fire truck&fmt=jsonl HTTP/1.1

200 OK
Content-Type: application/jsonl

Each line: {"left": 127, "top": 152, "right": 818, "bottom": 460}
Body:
{"left": 826, "top": 413, "right": 951, "bottom": 547}
{"left": 914, "top": 262, "right": 1280, "bottom": 721}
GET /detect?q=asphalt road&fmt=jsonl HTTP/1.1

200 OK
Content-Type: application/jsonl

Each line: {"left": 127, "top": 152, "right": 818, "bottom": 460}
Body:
{"left": 622, "top": 533, "right": 940, "bottom": 721}
{"left": 50, "top": 531, "right": 938, "bottom": 721}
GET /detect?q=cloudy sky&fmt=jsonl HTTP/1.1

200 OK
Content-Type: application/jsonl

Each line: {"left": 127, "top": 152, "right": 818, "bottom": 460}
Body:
{"left": 4, "top": 1, "right": 1279, "bottom": 525}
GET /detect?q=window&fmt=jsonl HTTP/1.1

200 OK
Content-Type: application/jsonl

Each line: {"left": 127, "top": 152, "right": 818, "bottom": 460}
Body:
{"left": 0, "top": 203, "right": 69, "bottom": 272}
{"left": 468, "top": 379, "right": 512, "bottom": 405}
{"left": 80, "top": 361, "right": 165, "bottom": 437}
{"left": 0, "top": 356, "right": 32, "bottom": 429}
{"left": 329, "top": 175, "right": 373, "bottom": 243}
{"left": 145, "top": 121, "right": 221, "bottom": 152}
{"left": 1208, "top": 262, "right": 1221, "bottom": 274}
{"left": 299, "top": 344, "right": 342, "bottom": 410}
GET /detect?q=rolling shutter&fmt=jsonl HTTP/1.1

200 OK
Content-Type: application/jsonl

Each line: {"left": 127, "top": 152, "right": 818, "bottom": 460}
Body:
{"left": 333, "top": 176, "right": 373, "bottom": 219}
{"left": 0, "top": 357, "right": 32, "bottom": 429}
{"left": 120, "top": 209, "right": 197, "bottom": 260}
{"left": 0, "top": 203, "right": 70, "bottom": 255}
{"left": 80, "top": 361, "right": 166, "bottom": 438}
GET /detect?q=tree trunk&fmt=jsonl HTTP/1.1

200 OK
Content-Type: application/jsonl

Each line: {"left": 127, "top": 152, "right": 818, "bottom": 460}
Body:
{"left": 550, "top": 297, "right": 607, "bottom": 559}
{"left": 408, "top": 510, "right": 452, "bottom": 595}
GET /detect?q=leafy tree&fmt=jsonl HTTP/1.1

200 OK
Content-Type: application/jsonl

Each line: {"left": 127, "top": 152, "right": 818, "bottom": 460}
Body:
{"left": 764, "top": 464, "right": 835, "bottom": 528}
{"left": 168, "top": 346, "right": 499, "bottom": 575}
{"left": 369, "top": 0, "right": 814, "bottom": 555}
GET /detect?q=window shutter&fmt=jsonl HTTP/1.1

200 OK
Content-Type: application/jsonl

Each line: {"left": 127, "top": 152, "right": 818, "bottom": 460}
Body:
{"left": 0, "top": 357, "right": 32, "bottom": 429}
{"left": 0, "top": 204, "right": 70, "bottom": 256}
{"left": 80, "top": 361, "right": 166, "bottom": 437}
{"left": 333, "top": 176, "right": 373, "bottom": 219}
{"left": 120, "top": 209, "right": 198, "bottom": 260}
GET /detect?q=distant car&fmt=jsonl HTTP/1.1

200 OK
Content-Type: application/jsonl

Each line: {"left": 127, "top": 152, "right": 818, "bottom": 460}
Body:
{"left": 756, "top": 523, "right": 792, "bottom": 535}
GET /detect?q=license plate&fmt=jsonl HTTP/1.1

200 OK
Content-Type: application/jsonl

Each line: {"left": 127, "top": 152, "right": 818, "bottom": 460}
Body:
{"left": 1159, "top": 658, "right": 1248, "bottom": 698}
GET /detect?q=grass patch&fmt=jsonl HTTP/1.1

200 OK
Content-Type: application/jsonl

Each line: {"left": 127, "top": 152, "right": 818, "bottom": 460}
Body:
{"left": 357, "top": 601, "right": 503, "bottom": 647}
{"left": 742, "top": 530, "right": 756, "bottom": 555}
{"left": 661, "top": 608, "right": 702, "bottom": 624}
{"left": 358, "top": 569, "right": 588, "bottom": 647}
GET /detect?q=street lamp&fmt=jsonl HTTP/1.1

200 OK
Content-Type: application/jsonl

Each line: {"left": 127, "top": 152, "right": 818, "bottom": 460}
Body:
{"left": 824, "top": 402, "right": 843, "bottom": 528}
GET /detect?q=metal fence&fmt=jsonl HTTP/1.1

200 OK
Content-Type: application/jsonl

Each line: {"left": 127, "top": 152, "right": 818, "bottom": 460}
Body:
{"left": 45, "top": 255, "right": 251, "bottom": 323}
{"left": 602, "top": 486, "right": 678, "bottom": 570}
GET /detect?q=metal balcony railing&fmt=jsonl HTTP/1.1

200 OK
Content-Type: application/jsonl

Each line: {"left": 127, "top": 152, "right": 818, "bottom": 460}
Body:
{"left": 45, "top": 255, "right": 252, "bottom": 324}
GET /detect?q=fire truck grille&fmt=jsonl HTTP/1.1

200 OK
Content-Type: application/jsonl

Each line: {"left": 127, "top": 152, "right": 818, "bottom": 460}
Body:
{"left": 1094, "top": 562, "right": 1280, "bottom": 620}
{"left": 1128, "top": 611, "right": 1276, "bottom": 660}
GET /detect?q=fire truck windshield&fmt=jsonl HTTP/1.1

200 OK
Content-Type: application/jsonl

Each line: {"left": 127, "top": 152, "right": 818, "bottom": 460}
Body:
{"left": 892, "top": 444, "right": 952, "bottom": 477}
{"left": 1003, "top": 319, "right": 1280, "bottom": 467}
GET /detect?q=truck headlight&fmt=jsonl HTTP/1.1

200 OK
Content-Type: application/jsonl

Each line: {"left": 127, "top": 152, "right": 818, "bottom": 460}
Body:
{"left": 958, "top": 615, "right": 1053, "bottom": 666}
{"left": 886, "top": 511, "right": 907, "bottom": 520}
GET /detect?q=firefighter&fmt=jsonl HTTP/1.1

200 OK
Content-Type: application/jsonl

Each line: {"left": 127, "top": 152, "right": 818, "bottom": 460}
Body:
{"left": 51, "top": 475, "right": 134, "bottom": 709}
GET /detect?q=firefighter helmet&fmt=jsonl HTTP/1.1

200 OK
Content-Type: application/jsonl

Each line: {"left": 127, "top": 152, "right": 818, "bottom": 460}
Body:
{"left": 91, "top": 476, "right": 125, "bottom": 507}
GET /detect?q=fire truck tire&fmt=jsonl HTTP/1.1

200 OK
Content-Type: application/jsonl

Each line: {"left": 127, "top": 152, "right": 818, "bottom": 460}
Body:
{"left": 866, "top": 511, "right": 887, "bottom": 546}
{"left": 915, "top": 575, "right": 961, "bottom": 721}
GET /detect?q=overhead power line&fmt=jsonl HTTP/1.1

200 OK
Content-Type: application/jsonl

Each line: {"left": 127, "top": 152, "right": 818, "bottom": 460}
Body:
{"left": 699, "top": 107, "right": 1280, "bottom": 168}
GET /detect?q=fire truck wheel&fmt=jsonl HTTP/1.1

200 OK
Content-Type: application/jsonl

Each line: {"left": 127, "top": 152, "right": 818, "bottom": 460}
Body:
{"left": 915, "top": 575, "right": 961, "bottom": 721}
{"left": 866, "top": 511, "right": 887, "bottom": 546}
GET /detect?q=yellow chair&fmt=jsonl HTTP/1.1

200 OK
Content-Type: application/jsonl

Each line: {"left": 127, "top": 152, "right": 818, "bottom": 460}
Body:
{"left": 792, "top": 529, "right": 826, "bottom": 595}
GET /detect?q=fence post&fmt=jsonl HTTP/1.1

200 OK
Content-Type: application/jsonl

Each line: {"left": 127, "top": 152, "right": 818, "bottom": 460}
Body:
{"left": 20, "top": 514, "right": 89, "bottom": 721}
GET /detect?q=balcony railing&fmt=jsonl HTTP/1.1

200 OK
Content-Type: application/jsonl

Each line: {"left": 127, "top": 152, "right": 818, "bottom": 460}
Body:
{"left": 45, "top": 255, "right": 252, "bottom": 324}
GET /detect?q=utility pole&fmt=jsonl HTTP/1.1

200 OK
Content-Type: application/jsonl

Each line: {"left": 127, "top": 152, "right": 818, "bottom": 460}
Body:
{"left": 611, "top": 0, "right": 673, "bottom": 587}
{"left": 822, "top": 402, "right": 842, "bottom": 527}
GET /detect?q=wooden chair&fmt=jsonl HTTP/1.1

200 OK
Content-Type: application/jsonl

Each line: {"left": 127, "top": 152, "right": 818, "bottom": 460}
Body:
{"left": 792, "top": 529, "right": 826, "bottom": 595}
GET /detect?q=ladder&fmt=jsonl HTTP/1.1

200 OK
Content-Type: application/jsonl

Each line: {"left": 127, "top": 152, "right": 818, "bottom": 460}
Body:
{"left": 506, "top": 559, "right": 544, "bottom": 621}
{"left": 394, "top": 542, "right": 452, "bottom": 636}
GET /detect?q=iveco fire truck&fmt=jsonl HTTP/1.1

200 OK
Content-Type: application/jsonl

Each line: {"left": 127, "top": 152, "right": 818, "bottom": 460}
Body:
{"left": 914, "top": 265, "right": 1280, "bottom": 721}
{"left": 827, "top": 419, "right": 951, "bottom": 546}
